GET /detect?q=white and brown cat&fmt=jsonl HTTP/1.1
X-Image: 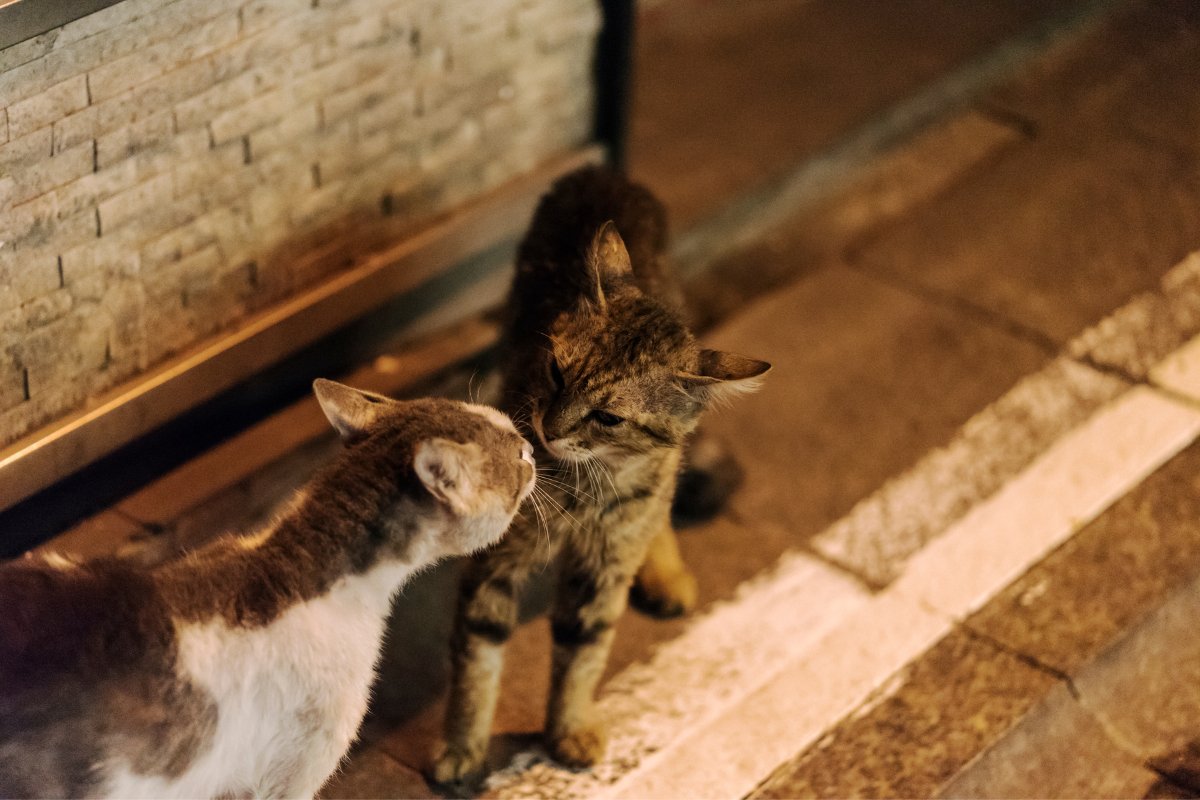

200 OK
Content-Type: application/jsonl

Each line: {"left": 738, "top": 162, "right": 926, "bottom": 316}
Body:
{"left": 0, "top": 380, "right": 535, "bottom": 799}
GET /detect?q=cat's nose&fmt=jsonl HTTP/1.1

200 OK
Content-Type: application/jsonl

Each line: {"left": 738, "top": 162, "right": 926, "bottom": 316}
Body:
{"left": 521, "top": 440, "right": 534, "bottom": 462}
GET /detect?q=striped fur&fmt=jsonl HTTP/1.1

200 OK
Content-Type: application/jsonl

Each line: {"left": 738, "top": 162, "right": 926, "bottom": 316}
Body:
{"left": 434, "top": 167, "right": 770, "bottom": 783}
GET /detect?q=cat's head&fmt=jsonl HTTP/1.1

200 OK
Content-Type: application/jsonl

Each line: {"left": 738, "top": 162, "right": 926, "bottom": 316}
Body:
{"left": 530, "top": 223, "right": 770, "bottom": 464}
{"left": 313, "top": 380, "right": 536, "bottom": 556}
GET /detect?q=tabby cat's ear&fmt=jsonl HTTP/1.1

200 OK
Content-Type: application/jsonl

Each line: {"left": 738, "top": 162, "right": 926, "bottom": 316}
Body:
{"left": 677, "top": 349, "right": 772, "bottom": 400}
{"left": 414, "top": 438, "right": 483, "bottom": 516}
{"left": 313, "top": 379, "right": 393, "bottom": 443}
{"left": 584, "top": 220, "right": 633, "bottom": 310}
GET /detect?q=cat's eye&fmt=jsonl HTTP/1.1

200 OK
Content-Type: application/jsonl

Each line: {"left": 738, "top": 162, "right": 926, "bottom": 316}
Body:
{"left": 549, "top": 356, "right": 565, "bottom": 391}
{"left": 588, "top": 409, "right": 624, "bottom": 427}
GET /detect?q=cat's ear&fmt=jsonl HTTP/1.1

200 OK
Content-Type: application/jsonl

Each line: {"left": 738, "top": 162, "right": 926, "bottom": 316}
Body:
{"left": 313, "top": 379, "right": 393, "bottom": 443}
{"left": 584, "top": 220, "right": 633, "bottom": 310}
{"left": 677, "top": 349, "right": 772, "bottom": 400}
{"left": 414, "top": 438, "right": 483, "bottom": 516}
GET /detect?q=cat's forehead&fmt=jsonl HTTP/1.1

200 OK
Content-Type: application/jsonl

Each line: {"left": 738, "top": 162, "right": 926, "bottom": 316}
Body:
{"left": 460, "top": 402, "right": 520, "bottom": 436}
{"left": 557, "top": 297, "right": 694, "bottom": 363}
{"left": 385, "top": 398, "right": 519, "bottom": 443}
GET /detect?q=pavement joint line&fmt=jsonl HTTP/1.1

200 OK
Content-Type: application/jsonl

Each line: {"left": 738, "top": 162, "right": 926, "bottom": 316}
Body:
{"left": 957, "top": 623, "right": 1075, "bottom": 687}
{"left": 973, "top": 101, "right": 1039, "bottom": 140}
{"left": 843, "top": 258, "right": 1062, "bottom": 356}
{"left": 483, "top": 256, "right": 1200, "bottom": 800}
{"left": 671, "top": 0, "right": 1124, "bottom": 277}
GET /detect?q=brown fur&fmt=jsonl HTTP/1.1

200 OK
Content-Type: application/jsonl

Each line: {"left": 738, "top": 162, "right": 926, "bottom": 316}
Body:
{"left": 0, "top": 394, "right": 532, "bottom": 798}
{"left": 434, "top": 166, "right": 769, "bottom": 783}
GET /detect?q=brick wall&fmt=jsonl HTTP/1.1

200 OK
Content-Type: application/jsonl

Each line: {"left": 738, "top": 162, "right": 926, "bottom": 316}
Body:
{"left": 0, "top": 0, "right": 599, "bottom": 450}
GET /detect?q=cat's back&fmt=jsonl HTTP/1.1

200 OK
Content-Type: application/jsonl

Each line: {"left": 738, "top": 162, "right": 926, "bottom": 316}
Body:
{"left": 0, "top": 557, "right": 170, "bottom": 689}
{"left": 0, "top": 557, "right": 178, "bottom": 798}
{"left": 514, "top": 166, "right": 672, "bottom": 303}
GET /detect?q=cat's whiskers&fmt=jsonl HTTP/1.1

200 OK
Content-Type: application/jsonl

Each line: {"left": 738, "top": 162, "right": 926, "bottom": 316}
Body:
{"left": 524, "top": 489, "right": 552, "bottom": 561}
{"left": 535, "top": 467, "right": 596, "bottom": 503}
{"left": 581, "top": 454, "right": 609, "bottom": 507}
{"left": 587, "top": 453, "right": 621, "bottom": 510}
{"left": 533, "top": 484, "right": 584, "bottom": 535}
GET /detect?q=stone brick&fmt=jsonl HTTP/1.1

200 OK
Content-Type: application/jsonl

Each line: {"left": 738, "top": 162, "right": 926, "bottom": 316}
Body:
{"left": 22, "top": 289, "right": 74, "bottom": 329}
{"left": 96, "top": 172, "right": 174, "bottom": 235}
{"left": 176, "top": 48, "right": 315, "bottom": 132}
{"left": 17, "top": 310, "right": 109, "bottom": 398}
{"left": 87, "top": 14, "right": 239, "bottom": 101}
{"left": 54, "top": 0, "right": 163, "bottom": 48}
{"left": 53, "top": 59, "right": 217, "bottom": 153}
{"left": 55, "top": 160, "right": 140, "bottom": 221}
{"left": 172, "top": 141, "right": 250, "bottom": 203}
{"left": 0, "top": 127, "right": 53, "bottom": 174}
{"left": 333, "top": 13, "right": 391, "bottom": 51}
{"left": 0, "top": 43, "right": 94, "bottom": 108}
{"left": 0, "top": 249, "right": 59, "bottom": 308}
{"left": 10, "top": 139, "right": 94, "bottom": 206}
{"left": 96, "top": 110, "right": 172, "bottom": 170}
{"left": 70, "top": 276, "right": 146, "bottom": 370}
{"left": 6, "top": 194, "right": 98, "bottom": 253}
{"left": 6, "top": 75, "right": 88, "bottom": 139}
{"left": 240, "top": 0, "right": 313, "bottom": 38}
{"left": 140, "top": 208, "right": 229, "bottom": 272}
{"left": 247, "top": 104, "right": 321, "bottom": 160}
{"left": 320, "top": 69, "right": 402, "bottom": 124}
{"left": 0, "top": 31, "right": 58, "bottom": 75}
{"left": 0, "top": 359, "right": 26, "bottom": 414}
{"left": 60, "top": 237, "right": 140, "bottom": 287}
{"left": 1, "top": 107, "right": 8, "bottom": 145}
{"left": 354, "top": 86, "right": 417, "bottom": 138}
{"left": 208, "top": 85, "right": 295, "bottom": 145}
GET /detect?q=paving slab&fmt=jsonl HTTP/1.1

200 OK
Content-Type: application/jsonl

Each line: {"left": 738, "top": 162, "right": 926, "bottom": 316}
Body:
{"left": 30, "top": 509, "right": 149, "bottom": 562}
{"left": 936, "top": 684, "right": 1168, "bottom": 799}
{"left": 699, "top": 262, "right": 1048, "bottom": 550}
{"left": 966, "top": 440, "right": 1200, "bottom": 676}
{"left": 682, "top": 109, "right": 1025, "bottom": 332}
{"left": 850, "top": 127, "right": 1200, "bottom": 346}
{"left": 748, "top": 629, "right": 1058, "bottom": 799}
{"left": 319, "top": 746, "right": 436, "bottom": 800}
{"left": 987, "top": 0, "right": 1200, "bottom": 156}
{"left": 629, "top": 0, "right": 1089, "bottom": 229}
{"left": 848, "top": 1, "right": 1200, "bottom": 347}
{"left": 1073, "top": 571, "right": 1200, "bottom": 760}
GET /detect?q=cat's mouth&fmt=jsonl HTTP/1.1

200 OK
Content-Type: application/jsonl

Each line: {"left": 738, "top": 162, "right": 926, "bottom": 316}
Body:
{"left": 531, "top": 410, "right": 592, "bottom": 463}
{"left": 518, "top": 445, "right": 537, "bottom": 502}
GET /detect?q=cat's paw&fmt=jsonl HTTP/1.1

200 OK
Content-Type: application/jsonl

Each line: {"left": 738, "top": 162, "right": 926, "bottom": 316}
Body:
{"left": 547, "top": 723, "right": 608, "bottom": 768}
{"left": 430, "top": 745, "right": 486, "bottom": 786}
{"left": 630, "top": 566, "right": 698, "bottom": 618}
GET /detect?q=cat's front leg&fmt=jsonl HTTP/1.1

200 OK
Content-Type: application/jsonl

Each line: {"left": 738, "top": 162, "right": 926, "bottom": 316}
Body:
{"left": 545, "top": 551, "right": 641, "bottom": 768}
{"left": 432, "top": 552, "right": 528, "bottom": 786}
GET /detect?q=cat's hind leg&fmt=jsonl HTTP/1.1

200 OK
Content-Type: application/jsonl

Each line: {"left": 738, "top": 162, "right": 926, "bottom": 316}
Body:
{"left": 431, "top": 551, "right": 528, "bottom": 786}
{"left": 631, "top": 523, "right": 698, "bottom": 618}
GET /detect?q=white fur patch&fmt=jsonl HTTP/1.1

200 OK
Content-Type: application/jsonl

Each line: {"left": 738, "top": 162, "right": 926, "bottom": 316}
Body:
{"left": 462, "top": 402, "right": 519, "bottom": 435}
{"left": 102, "top": 561, "right": 417, "bottom": 799}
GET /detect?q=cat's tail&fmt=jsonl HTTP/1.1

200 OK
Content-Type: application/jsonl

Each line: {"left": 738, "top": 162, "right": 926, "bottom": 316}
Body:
{"left": 671, "top": 430, "right": 745, "bottom": 526}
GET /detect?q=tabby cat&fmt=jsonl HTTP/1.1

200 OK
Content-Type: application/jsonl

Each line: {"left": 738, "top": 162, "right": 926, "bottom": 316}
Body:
{"left": 433, "top": 167, "right": 770, "bottom": 782}
{"left": 0, "top": 381, "right": 534, "bottom": 799}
